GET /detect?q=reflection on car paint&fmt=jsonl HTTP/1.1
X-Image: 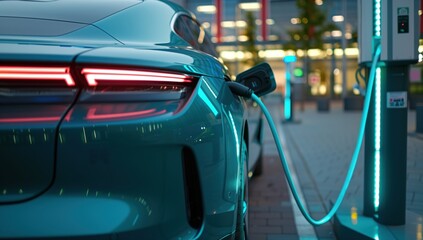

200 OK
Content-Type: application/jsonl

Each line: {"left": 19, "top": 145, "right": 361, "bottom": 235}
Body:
{"left": 1, "top": 128, "right": 55, "bottom": 144}
{"left": 58, "top": 122, "right": 170, "bottom": 145}
{"left": 85, "top": 106, "right": 166, "bottom": 121}
{"left": 0, "top": 105, "right": 70, "bottom": 126}
{"left": 228, "top": 111, "right": 239, "bottom": 159}
{"left": 198, "top": 88, "right": 218, "bottom": 116}
{"left": 0, "top": 116, "right": 60, "bottom": 123}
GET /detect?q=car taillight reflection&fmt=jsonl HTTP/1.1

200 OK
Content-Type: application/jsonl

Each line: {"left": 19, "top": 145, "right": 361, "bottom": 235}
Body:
{"left": 81, "top": 68, "right": 194, "bottom": 87}
{"left": 0, "top": 105, "right": 69, "bottom": 124}
{"left": 85, "top": 105, "right": 167, "bottom": 121}
{"left": 0, "top": 66, "right": 75, "bottom": 86}
{"left": 0, "top": 116, "right": 61, "bottom": 123}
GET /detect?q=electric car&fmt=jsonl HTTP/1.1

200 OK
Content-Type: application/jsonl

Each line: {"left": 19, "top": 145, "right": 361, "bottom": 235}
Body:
{"left": 0, "top": 0, "right": 274, "bottom": 239}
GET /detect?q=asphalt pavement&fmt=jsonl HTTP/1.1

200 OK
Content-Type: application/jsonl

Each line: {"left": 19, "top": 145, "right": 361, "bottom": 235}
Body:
{"left": 248, "top": 93, "right": 423, "bottom": 240}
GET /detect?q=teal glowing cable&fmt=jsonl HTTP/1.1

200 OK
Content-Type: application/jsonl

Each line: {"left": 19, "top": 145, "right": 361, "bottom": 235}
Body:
{"left": 251, "top": 45, "right": 381, "bottom": 225}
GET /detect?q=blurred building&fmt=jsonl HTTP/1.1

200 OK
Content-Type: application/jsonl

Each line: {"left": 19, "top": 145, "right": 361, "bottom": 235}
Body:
{"left": 170, "top": 0, "right": 423, "bottom": 101}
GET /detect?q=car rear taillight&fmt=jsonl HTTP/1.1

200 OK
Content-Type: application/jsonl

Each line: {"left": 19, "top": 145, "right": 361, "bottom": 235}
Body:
{"left": 81, "top": 68, "right": 195, "bottom": 87}
{"left": 0, "top": 66, "right": 75, "bottom": 87}
{"left": 75, "top": 68, "right": 198, "bottom": 121}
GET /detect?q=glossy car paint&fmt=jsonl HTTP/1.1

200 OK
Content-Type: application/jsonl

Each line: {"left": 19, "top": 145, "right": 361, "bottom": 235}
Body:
{"left": 0, "top": 0, "right": 254, "bottom": 239}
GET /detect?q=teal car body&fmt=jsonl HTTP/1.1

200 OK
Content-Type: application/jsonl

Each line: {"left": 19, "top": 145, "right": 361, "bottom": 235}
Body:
{"left": 0, "top": 0, "right": 260, "bottom": 239}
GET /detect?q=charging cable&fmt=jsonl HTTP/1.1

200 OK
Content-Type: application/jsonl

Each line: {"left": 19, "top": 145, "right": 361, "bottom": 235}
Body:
{"left": 353, "top": 66, "right": 367, "bottom": 96}
{"left": 229, "top": 45, "right": 381, "bottom": 225}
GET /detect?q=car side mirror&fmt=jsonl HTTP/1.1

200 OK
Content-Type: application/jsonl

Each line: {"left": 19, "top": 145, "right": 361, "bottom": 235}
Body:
{"left": 235, "top": 62, "right": 276, "bottom": 97}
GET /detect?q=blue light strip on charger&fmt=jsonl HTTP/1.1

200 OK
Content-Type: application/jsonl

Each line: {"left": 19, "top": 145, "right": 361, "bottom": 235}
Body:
{"left": 374, "top": 67, "right": 381, "bottom": 212}
{"left": 373, "top": 0, "right": 382, "bottom": 213}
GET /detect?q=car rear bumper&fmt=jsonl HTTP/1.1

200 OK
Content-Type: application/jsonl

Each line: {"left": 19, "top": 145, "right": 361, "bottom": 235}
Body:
{"left": 0, "top": 143, "right": 199, "bottom": 239}
{"left": 0, "top": 79, "right": 240, "bottom": 239}
{"left": 0, "top": 192, "right": 198, "bottom": 239}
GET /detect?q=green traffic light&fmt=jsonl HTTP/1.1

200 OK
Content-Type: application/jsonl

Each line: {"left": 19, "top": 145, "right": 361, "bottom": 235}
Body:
{"left": 293, "top": 67, "right": 304, "bottom": 78}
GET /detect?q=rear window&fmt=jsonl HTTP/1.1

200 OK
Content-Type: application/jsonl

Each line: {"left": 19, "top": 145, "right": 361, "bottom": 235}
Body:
{"left": 174, "top": 15, "right": 218, "bottom": 57}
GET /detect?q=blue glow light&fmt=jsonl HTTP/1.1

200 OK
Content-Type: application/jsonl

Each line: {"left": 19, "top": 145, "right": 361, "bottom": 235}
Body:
{"left": 374, "top": 0, "right": 382, "bottom": 37}
{"left": 202, "top": 80, "right": 217, "bottom": 99}
{"left": 284, "top": 58, "right": 295, "bottom": 120}
{"left": 375, "top": 152, "right": 380, "bottom": 211}
{"left": 198, "top": 88, "right": 218, "bottom": 116}
{"left": 284, "top": 55, "right": 297, "bottom": 63}
{"left": 374, "top": 67, "right": 381, "bottom": 212}
{"left": 284, "top": 98, "right": 291, "bottom": 120}
{"left": 284, "top": 69, "right": 291, "bottom": 120}
{"left": 228, "top": 111, "right": 240, "bottom": 159}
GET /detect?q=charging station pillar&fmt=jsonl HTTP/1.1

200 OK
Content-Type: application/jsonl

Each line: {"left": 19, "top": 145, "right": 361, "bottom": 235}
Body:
{"left": 364, "top": 65, "right": 409, "bottom": 225}
{"left": 335, "top": 0, "right": 418, "bottom": 237}
{"left": 360, "top": 0, "right": 419, "bottom": 226}
{"left": 283, "top": 55, "right": 296, "bottom": 122}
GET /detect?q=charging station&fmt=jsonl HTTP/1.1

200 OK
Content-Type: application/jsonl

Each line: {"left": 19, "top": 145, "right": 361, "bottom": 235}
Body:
{"left": 283, "top": 55, "right": 296, "bottom": 122}
{"left": 230, "top": 0, "right": 421, "bottom": 237}
{"left": 334, "top": 0, "right": 420, "bottom": 238}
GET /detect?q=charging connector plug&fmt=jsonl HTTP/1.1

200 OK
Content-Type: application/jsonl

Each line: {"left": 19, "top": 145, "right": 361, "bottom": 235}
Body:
{"left": 227, "top": 82, "right": 253, "bottom": 98}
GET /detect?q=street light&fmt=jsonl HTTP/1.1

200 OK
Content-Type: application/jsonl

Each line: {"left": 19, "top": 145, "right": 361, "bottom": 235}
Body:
{"left": 332, "top": 15, "right": 344, "bottom": 22}
{"left": 196, "top": 5, "right": 216, "bottom": 14}
{"left": 238, "top": 2, "right": 261, "bottom": 11}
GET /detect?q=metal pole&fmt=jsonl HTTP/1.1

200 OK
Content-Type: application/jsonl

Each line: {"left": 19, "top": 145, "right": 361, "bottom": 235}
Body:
{"left": 235, "top": 3, "right": 240, "bottom": 74}
{"left": 260, "top": 0, "right": 268, "bottom": 41}
{"left": 216, "top": 0, "right": 222, "bottom": 43}
{"left": 341, "top": 0, "right": 347, "bottom": 98}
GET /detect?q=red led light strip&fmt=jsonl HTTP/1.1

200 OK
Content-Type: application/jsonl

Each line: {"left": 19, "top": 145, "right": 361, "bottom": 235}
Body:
{"left": 0, "top": 67, "right": 75, "bottom": 86}
{"left": 81, "top": 68, "right": 193, "bottom": 86}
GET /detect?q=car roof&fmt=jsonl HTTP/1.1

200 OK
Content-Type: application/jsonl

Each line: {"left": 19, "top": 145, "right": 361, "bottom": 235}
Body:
{"left": 0, "top": 0, "right": 142, "bottom": 24}
{"left": 0, "top": 0, "right": 194, "bottom": 46}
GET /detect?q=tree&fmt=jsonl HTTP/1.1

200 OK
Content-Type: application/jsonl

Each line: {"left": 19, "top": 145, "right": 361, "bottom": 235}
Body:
{"left": 284, "top": 0, "right": 337, "bottom": 51}
{"left": 284, "top": 0, "right": 338, "bottom": 101}
{"left": 242, "top": 11, "right": 262, "bottom": 67}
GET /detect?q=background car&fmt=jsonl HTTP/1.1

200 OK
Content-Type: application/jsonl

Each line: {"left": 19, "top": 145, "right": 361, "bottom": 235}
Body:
{"left": 0, "top": 0, "right": 271, "bottom": 239}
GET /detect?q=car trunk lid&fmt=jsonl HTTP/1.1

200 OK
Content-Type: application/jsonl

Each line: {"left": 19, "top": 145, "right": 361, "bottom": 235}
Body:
{"left": 0, "top": 43, "right": 86, "bottom": 203}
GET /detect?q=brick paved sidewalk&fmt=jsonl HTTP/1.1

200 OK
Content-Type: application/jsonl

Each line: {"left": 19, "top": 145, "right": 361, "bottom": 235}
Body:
{"left": 280, "top": 98, "right": 423, "bottom": 239}
{"left": 249, "top": 155, "right": 298, "bottom": 240}
{"left": 282, "top": 100, "right": 423, "bottom": 215}
{"left": 248, "top": 94, "right": 300, "bottom": 240}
